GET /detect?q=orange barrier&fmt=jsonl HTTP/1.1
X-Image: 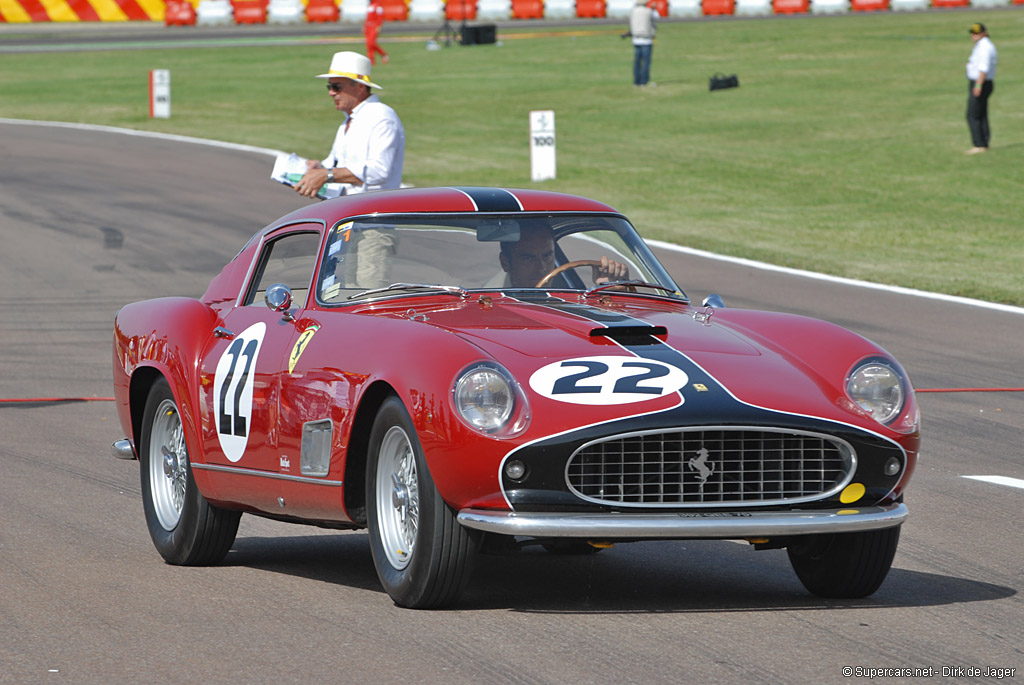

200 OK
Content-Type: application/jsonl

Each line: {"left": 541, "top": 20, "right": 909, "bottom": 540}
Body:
{"left": 306, "top": 0, "right": 338, "bottom": 21}
{"left": 512, "top": 0, "right": 543, "bottom": 17}
{"left": 231, "top": 0, "right": 266, "bottom": 23}
{"left": 445, "top": 0, "right": 477, "bottom": 19}
{"left": 702, "top": 0, "right": 734, "bottom": 14}
{"left": 851, "top": 0, "right": 886, "bottom": 9}
{"left": 930, "top": 0, "right": 967, "bottom": 5}
{"left": 380, "top": 0, "right": 407, "bottom": 20}
{"left": 576, "top": 0, "right": 605, "bottom": 17}
{"left": 772, "top": 0, "right": 807, "bottom": 12}
{"left": 164, "top": 0, "right": 196, "bottom": 22}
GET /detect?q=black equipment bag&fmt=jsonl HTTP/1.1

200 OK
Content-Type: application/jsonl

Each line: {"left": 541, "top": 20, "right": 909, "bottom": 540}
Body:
{"left": 709, "top": 73, "right": 739, "bottom": 91}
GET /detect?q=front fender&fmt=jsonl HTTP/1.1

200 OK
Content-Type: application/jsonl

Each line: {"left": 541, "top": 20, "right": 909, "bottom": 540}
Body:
{"left": 336, "top": 315, "right": 513, "bottom": 510}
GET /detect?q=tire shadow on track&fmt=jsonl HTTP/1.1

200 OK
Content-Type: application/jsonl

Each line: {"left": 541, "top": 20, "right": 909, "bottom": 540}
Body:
{"left": 225, "top": 532, "right": 381, "bottom": 593}
{"left": 213, "top": 533, "right": 1015, "bottom": 613}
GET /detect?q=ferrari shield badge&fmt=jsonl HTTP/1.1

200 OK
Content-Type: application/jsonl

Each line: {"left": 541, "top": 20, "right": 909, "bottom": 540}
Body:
{"left": 289, "top": 324, "right": 320, "bottom": 373}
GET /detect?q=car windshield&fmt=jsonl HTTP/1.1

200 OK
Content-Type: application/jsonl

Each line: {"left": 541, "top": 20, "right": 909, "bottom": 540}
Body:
{"left": 316, "top": 213, "right": 686, "bottom": 304}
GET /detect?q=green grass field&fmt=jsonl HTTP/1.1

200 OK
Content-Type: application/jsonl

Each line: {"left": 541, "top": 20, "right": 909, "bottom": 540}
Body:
{"left": 3, "top": 10, "right": 1022, "bottom": 303}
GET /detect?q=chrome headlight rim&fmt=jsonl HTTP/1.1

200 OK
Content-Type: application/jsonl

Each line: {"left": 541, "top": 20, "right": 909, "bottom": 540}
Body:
{"left": 452, "top": 362, "right": 529, "bottom": 436}
{"left": 845, "top": 357, "right": 907, "bottom": 426}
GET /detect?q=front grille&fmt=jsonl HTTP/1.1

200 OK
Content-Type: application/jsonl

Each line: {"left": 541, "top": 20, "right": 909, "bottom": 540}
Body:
{"left": 566, "top": 428, "right": 854, "bottom": 508}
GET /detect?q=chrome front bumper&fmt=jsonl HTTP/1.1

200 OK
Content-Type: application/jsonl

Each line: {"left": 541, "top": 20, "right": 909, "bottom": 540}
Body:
{"left": 457, "top": 502, "right": 907, "bottom": 539}
{"left": 111, "top": 438, "right": 137, "bottom": 460}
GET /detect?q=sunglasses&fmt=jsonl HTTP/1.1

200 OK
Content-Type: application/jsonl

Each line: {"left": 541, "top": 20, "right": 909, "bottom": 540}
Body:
{"left": 326, "top": 82, "right": 346, "bottom": 93}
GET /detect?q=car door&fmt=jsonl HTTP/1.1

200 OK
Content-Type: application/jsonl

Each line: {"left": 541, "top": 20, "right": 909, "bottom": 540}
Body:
{"left": 199, "top": 226, "right": 324, "bottom": 476}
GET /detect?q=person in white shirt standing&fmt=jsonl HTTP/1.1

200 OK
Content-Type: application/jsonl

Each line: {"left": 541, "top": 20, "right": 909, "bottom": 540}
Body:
{"left": 965, "top": 22, "right": 997, "bottom": 155}
{"left": 296, "top": 50, "right": 405, "bottom": 197}
{"left": 629, "top": 0, "right": 657, "bottom": 88}
{"left": 296, "top": 51, "right": 405, "bottom": 288}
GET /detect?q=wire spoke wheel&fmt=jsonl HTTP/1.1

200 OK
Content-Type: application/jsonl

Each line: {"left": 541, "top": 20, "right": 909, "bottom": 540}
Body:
{"left": 375, "top": 425, "right": 420, "bottom": 571}
{"left": 366, "top": 396, "right": 479, "bottom": 608}
{"left": 140, "top": 378, "right": 240, "bottom": 566}
{"left": 148, "top": 399, "right": 189, "bottom": 531}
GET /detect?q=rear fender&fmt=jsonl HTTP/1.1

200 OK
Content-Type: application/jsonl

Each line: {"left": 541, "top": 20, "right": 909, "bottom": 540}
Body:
{"left": 113, "top": 297, "right": 219, "bottom": 491}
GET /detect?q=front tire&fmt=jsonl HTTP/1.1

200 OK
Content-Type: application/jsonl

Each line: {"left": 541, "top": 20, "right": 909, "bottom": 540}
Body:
{"left": 140, "top": 377, "right": 240, "bottom": 565}
{"left": 787, "top": 525, "right": 900, "bottom": 598}
{"left": 366, "top": 396, "right": 478, "bottom": 608}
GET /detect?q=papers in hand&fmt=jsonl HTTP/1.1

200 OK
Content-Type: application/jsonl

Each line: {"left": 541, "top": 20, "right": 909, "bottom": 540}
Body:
{"left": 271, "top": 153, "right": 345, "bottom": 200}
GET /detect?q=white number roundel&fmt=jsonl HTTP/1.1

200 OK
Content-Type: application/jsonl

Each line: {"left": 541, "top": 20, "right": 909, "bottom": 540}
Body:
{"left": 529, "top": 355, "right": 688, "bottom": 406}
{"left": 212, "top": 322, "right": 266, "bottom": 462}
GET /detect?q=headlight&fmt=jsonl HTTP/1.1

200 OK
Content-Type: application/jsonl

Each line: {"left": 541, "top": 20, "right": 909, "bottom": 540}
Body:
{"left": 846, "top": 361, "right": 905, "bottom": 425}
{"left": 454, "top": 364, "right": 515, "bottom": 432}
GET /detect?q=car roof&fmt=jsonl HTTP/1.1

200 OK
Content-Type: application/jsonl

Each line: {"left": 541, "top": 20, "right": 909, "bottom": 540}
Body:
{"left": 262, "top": 186, "right": 621, "bottom": 236}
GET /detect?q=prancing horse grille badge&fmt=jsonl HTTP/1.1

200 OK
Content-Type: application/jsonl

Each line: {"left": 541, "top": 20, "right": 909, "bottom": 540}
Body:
{"left": 688, "top": 448, "right": 715, "bottom": 489}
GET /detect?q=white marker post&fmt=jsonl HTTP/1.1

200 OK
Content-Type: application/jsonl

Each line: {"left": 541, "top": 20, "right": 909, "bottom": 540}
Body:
{"left": 149, "top": 69, "right": 171, "bottom": 119}
{"left": 529, "top": 110, "right": 556, "bottom": 182}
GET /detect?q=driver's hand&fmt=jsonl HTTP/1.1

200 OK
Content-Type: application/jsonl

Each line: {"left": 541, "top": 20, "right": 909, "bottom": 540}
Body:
{"left": 592, "top": 256, "right": 629, "bottom": 284}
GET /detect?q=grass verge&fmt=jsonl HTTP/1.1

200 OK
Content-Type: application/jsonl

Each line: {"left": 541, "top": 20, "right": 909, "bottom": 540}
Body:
{"left": 2, "top": 10, "right": 1022, "bottom": 303}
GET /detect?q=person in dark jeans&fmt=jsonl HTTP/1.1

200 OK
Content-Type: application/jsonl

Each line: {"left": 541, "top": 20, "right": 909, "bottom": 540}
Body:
{"left": 629, "top": 0, "right": 657, "bottom": 87}
{"left": 965, "top": 22, "right": 998, "bottom": 155}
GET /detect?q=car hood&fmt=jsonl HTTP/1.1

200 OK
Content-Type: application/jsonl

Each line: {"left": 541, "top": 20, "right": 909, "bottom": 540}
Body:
{"left": 417, "top": 295, "right": 762, "bottom": 359}
{"left": 372, "top": 293, "right": 889, "bottom": 433}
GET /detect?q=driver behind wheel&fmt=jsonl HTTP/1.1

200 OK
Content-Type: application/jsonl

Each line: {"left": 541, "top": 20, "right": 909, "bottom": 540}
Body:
{"left": 498, "top": 223, "right": 629, "bottom": 288}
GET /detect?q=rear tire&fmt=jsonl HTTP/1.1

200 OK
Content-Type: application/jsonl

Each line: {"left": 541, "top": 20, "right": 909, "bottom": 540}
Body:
{"left": 787, "top": 526, "right": 900, "bottom": 598}
{"left": 140, "top": 378, "right": 240, "bottom": 565}
{"left": 366, "top": 396, "right": 478, "bottom": 608}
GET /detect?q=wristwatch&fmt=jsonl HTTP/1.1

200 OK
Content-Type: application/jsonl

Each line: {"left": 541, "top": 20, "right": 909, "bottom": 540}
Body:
{"left": 326, "top": 168, "right": 335, "bottom": 183}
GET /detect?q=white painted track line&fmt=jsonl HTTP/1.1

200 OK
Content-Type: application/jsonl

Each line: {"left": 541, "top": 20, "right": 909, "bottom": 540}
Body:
{"left": 963, "top": 475, "right": 1024, "bottom": 491}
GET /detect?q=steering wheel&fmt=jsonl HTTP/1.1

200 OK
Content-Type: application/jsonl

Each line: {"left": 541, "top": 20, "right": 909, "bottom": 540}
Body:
{"left": 535, "top": 259, "right": 603, "bottom": 288}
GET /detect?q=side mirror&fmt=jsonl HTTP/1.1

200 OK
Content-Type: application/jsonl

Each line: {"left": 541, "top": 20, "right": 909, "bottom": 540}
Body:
{"left": 702, "top": 294, "right": 726, "bottom": 309}
{"left": 265, "top": 283, "right": 294, "bottom": 321}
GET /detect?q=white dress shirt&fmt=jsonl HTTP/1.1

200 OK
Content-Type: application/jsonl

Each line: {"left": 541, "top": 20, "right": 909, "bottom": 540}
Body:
{"left": 966, "top": 36, "right": 997, "bottom": 82}
{"left": 322, "top": 94, "right": 405, "bottom": 194}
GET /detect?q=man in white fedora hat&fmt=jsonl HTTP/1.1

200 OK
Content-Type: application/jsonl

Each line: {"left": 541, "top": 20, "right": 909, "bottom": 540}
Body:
{"left": 295, "top": 51, "right": 405, "bottom": 198}
{"left": 297, "top": 51, "right": 405, "bottom": 289}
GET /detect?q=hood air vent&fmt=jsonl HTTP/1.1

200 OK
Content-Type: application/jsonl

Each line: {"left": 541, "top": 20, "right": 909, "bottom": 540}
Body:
{"left": 589, "top": 325, "right": 667, "bottom": 341}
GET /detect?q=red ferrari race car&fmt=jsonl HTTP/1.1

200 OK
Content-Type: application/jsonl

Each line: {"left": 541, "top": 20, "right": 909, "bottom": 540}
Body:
{"left": 112, "top": 187, "right": 920, "bottom": 609}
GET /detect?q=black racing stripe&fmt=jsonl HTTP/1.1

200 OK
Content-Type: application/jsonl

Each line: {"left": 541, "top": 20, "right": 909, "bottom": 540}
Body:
{"left": 450, "top": 187, "right": 523, "bottom": 212}
{"left": 622, "top": 338, "right": 727, "bottom": 395}
{"left": 511, "top": 293, "right": 647, "bottom": 326}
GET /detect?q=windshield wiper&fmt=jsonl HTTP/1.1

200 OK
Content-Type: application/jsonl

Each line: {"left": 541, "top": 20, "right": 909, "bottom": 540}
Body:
{"left": 348, "top": 283, "right": 469, "bottom": 300}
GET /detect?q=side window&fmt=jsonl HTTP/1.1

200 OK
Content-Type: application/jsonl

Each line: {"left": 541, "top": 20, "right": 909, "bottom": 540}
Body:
{"left": 245, "top": 232, "right": 321, "bottom": 308}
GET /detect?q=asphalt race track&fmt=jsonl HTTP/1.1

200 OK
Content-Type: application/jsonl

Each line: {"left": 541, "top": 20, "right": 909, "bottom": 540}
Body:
{"left": 1, "top": 121, "right": 1022, "bottom": 684}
